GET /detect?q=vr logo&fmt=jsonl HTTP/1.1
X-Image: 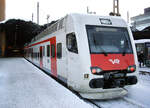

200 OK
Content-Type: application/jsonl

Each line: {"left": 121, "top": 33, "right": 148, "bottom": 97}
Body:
{"left": 109, "top": 59, "right": 120, "bottom": 64}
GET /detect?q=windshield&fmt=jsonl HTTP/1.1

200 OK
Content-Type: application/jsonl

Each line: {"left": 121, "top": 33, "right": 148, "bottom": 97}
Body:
{"left": 86, "top": 25, "right": 133, "bottom": 54}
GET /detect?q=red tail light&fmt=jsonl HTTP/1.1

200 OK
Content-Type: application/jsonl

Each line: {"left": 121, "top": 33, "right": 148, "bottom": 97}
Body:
{"left": 127, "top": 65, "right": 136, "bottom": 72}
{"left": 91, "top": 67, "right": 103, "bottom": 74}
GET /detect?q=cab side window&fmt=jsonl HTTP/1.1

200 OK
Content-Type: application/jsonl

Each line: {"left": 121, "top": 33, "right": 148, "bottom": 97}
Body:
{"left": 66, "top": 33, "right": 78, "bottom": 54}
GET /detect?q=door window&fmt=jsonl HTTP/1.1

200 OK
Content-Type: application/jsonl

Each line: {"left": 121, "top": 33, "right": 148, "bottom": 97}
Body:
{"left": 40, "top": 47, "right": 42, "bottom": 58}
{"left": 57, "top": 43, "right": 62, "bottom": 59}
{"left": 51, "top": 44, "right": 55, "bottom": 58}
{"left": 47, "top": 45, "right": 50, "bottom": 57}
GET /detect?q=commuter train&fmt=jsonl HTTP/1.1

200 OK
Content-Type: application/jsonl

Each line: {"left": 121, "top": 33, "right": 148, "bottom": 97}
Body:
{"left": 24, "top": 13, "right": 138, "bottom": 99}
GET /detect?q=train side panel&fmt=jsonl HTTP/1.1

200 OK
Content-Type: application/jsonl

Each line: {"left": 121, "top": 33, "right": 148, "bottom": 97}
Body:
{"left": 65, "top": 15, "right": 83, "bottom": 89}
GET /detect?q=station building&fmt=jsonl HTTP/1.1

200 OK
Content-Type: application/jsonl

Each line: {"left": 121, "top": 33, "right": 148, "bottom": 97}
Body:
{"left": 131, "top": 7, "right": 150, "bottom": 31}
{"left": 0, "top": 0, "right": 6, "bottom": 57}
{"left": 0, "top": 29, "right": 6, "bottom": 57}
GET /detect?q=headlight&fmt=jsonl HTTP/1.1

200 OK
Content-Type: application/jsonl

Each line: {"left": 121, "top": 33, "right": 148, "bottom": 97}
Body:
{"left": 91, "top": 67, "right": 103, "bottom": 74}
{"left": 127, "top": 65, "right": 136, "bottom": 73}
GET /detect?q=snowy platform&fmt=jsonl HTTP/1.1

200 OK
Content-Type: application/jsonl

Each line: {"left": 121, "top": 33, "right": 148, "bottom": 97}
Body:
{"left": 0, "top": 58, "right": 92, "bottom": 108}
{"left": 1, "top": 58, "right": 150, "bottom": 108}
{"left": 139, "top": 67, "right": 150, "bottom": 73}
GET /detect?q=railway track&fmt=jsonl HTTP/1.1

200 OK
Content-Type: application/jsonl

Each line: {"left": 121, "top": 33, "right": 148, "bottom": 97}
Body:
{"left": 83, "top": 99, "right": 102, "bottom": 108}
{"left": 123, "top": 97, "right": 145, "bottom": 108}
{"left": 86, "top": 96, "right": 145, "bottom": 108}
{"left": 139, "top": 71, "right": 150, "bottom": 76}
{"left": 139, "top": 71, "right": 150, "bottom": 82}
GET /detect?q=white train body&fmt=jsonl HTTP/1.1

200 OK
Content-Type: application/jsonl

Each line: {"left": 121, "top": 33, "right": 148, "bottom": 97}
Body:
{"left": 25, "top": 13, "right": 138, "bottom": 99}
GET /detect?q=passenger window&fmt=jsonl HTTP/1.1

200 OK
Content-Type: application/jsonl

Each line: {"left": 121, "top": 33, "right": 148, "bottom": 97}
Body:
{"left": 38, "top": 53, "right": 40, "bottom": 60}
{"left": 51, "top": 44, "right": 55, "bottom": 58}
{"left": 40, "top": 50, "right": 42, "bottom": 58}
{"left": 43, "top": 46, "right": 45, "bottom": 56}
{"left": 66, "top": 33, "right": 78, "bottom": 54}
{"left": 47, "top": 45, "right": 50, "bottom": 57}
{"left": 57, "top": 43, "right": 62, "bottom": 59}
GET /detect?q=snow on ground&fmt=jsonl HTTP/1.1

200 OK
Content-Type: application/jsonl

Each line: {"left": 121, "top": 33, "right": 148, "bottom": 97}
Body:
{"left": 1, "top": 57, "right": 150, "bottom": 108}
{"left": 93, "top": 97, "right": 140, "bottom": 108}
{"left": 125, "top": 69, "right": 150, "bottom": 108}
{"left": 139, "top": 67, "right": 150, "bottom": 73}
{"left": 0, "top": 58, "right": 92, "bottom": 108}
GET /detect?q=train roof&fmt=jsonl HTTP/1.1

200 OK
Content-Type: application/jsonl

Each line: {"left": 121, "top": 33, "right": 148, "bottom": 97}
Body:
{"left": 67, "top": 13, "right": 127, "bottom": 27}
{"left": 29, "top": 13, "right": 128, "bottom": 44}
{"left": 134, "top": 39, "right": 150, "bottom": 44}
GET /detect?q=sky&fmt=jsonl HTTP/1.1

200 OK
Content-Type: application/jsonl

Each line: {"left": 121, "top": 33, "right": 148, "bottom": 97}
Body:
{"left": 5, "top": 0, "right": 150, "bottom": 25}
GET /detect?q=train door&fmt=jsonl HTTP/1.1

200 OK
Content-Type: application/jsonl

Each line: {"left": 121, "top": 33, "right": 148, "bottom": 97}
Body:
{"left": 42, "top": 45, "right": 46, "bottom": 68}
{"left": 50, "top": 37, "right": 57, "bottom": 77}
{"left": 40, "top": 46, "right": 43, "bottom": 68}
{"left": 56, "top": 39, "right": 67, "bottom": 83}
{"left": 45, "top": 42, "right": 51, "bottom": 71}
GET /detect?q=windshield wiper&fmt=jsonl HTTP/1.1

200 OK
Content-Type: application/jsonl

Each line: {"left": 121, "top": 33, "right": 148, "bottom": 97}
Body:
{"left": 93, "top": 34, "right": 108, "bottom": 56}
{"left": 122, "top": 40, "right": 128, "bottom": 56}
{"left": 101, "top": 51, "right": 108, "bottom": 56}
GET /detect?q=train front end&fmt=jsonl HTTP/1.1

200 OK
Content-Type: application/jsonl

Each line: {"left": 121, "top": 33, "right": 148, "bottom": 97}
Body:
{"left": 85, "top": 25, "right": 137, "bottom": 98}
{"left": 72, "top": 15, "right": 138, "bottom": 99}
{"left": 87, "top": 25, "right": 137, "bottom": 87}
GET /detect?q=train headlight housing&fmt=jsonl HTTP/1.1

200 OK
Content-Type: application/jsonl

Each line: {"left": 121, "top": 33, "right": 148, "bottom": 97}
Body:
{"left": 91, "top": 67, "right": 103, "bottom": 74}
{"left": 127, "top": 65, "right": 136, "bottom": 73}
